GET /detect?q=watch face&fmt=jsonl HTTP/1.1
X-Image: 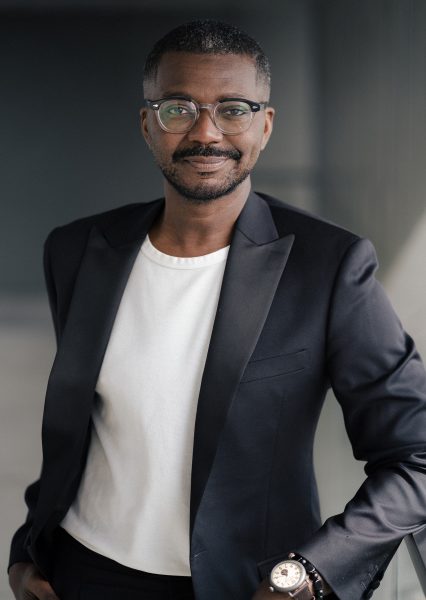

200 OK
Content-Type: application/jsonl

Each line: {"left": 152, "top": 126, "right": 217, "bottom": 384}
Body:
{"left": 270, "top": 559, "right": 306, "bottom": 592}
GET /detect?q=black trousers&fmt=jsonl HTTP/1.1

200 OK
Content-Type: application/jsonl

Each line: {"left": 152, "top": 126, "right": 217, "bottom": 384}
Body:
{"left": 49, "top": 527, "right": 196, "bottom": 600}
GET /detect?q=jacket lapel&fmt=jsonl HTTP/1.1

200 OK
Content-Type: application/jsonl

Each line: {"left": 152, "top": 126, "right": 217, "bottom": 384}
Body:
{"left": 190, "top": 191, "right": 294, "bottom": 533}
{"left": 34, "top": 200, "right": 165, "bottom": 537}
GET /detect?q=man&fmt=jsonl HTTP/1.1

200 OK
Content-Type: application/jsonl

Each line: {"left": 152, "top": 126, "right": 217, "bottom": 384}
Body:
{"left": 8, "top": 19, "right": 426, "bottom": 600}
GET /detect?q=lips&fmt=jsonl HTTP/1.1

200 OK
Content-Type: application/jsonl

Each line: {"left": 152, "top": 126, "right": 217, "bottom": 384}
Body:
{"left": 184, "top": 157, "right": 228, "bottom": 171}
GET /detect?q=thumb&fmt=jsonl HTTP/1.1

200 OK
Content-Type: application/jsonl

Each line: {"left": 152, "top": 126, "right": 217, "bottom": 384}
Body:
{"left": 32, "top": 577, "right": 61, "bottom": 600}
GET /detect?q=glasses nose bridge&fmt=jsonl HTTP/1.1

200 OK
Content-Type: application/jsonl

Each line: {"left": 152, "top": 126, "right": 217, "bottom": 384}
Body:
{"left": 197, "top": 102, "right": 218, "bottom": 126}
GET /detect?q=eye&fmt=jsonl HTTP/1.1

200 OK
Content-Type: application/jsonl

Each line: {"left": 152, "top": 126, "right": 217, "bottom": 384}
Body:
{"left": 218, "top": 102, "right": 251, "bottom": 119}
{"left": 226, "top": 108, "right": 245, "bottom": 116}
{"left": 165, "top": 104, "right": 190, "bottom": 116}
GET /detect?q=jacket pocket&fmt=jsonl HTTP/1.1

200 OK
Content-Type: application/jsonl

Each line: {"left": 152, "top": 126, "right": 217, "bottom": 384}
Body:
{"left": 240, "top": 349, "right": 308, "bottom": 383}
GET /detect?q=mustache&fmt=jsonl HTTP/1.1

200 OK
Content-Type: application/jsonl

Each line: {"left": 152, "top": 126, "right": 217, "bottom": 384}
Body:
{"left": 173, "top": 146, "right": 241, "bottom": 161}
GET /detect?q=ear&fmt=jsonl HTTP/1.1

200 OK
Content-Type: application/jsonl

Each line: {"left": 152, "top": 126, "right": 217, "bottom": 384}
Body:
{"left": 260, "top": 106, "right": 275, "bottom": 151}
{"left": 139, "top": 107, "right": 152, "bottom": 148}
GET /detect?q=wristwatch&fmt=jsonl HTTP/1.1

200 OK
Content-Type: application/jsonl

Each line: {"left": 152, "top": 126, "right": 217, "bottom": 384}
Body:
{"left": 268, "top": 559, "right": 313, "bottom": 598}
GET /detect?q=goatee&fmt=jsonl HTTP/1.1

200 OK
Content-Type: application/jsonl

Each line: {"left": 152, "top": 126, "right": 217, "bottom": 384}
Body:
{"left": 159, "top": 165, "right": 251, "bottom": 204}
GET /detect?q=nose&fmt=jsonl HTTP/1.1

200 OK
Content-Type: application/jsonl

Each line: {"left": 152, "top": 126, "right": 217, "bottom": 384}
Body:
{"left": 186, "top": 107, "right": 223, "bottom": 144}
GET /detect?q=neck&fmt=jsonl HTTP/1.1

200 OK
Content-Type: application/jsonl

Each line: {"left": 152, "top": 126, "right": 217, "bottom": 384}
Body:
{"left": 148, "top": 177, "right": 251, "bottom": 256}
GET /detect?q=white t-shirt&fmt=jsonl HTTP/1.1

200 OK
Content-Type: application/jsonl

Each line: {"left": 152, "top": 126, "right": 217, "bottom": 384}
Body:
{"left": 60, "top": 233, "right": 230, "bottom": 575}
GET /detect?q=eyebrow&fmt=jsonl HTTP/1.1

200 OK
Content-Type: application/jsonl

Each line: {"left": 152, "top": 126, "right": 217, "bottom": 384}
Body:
{"left": 159, "top": 90, "right": 249, "bottom": 101}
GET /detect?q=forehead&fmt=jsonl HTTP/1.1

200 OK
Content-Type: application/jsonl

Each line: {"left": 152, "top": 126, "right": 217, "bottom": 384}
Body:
{"left": 148, "top": 52, "right": 262, "bottom": 101}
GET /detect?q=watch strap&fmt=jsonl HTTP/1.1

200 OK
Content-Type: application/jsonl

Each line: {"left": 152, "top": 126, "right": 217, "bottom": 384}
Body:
{"left": 289, "top": 579, "right": 314, "bottom": 600}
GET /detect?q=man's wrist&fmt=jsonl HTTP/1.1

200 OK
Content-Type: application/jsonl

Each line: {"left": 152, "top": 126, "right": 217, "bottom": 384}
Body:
{"left": 305, "top": 577, "right": 332, "bottom": 598}
{"left": 287, "top": 552, "right": 332, "bottom": 598}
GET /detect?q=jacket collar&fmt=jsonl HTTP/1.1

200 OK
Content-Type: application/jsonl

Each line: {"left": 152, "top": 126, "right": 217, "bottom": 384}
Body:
{"left": 101, "top": 189, "right": 281, "bottom": 249}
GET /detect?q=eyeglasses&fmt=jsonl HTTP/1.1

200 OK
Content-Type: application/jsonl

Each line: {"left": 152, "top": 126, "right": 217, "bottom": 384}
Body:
{"left": 144, "top": 96, "right": 268, "bottom": 135}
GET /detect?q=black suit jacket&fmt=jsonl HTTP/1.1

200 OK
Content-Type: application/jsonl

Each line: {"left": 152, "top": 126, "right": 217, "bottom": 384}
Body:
{"left": 9, "top": 191, "right": 426, "bottom": 599}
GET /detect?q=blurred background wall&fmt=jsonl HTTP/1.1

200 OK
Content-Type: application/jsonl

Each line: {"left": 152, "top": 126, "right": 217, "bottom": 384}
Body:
{"left": 1, "top": 1, "right": 425, "bottom": 598}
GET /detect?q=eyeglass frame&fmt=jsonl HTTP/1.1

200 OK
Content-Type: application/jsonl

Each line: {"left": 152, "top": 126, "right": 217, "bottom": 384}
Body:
{"left": 144, "top": 96, "right": 269, "bottom": 135}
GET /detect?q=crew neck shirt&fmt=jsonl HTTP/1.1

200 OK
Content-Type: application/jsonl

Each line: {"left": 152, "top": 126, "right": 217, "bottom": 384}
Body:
{"left": 60, "top": 233, "right": 230, "bottom": 575}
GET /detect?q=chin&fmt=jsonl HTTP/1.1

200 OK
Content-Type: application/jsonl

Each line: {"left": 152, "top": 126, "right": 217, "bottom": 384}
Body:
{"left": 163, "top": 170, "right": 251, "bottom": 203}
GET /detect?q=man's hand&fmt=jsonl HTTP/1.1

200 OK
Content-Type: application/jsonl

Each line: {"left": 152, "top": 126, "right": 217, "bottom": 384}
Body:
{"left": 252, "top": 576, "right": 328, "bottom": 599}
{"left": 252, "top": 577, "right": 274, "bottom": 599}
{"left": 8, "top": 562, "right": 60, "bottom": 600}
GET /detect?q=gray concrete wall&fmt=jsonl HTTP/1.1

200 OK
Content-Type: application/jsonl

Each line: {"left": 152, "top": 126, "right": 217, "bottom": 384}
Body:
{"left": 319, "top": 0, "right": 426, "bottom": 274}
{"left": 315, "top": 2, "right": 426, "bottom": 598}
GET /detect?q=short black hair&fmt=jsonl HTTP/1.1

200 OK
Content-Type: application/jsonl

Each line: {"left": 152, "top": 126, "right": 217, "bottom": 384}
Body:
{"left": 143, "top": 19, "right": 271, "bottom": 96}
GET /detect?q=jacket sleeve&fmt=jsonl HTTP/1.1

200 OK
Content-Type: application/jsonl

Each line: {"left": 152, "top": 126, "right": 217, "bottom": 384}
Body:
{"left": 294, "top": 237, "right": 426, "bottom": 599}
{"left": 7, "top": 229, "right": 59, "bottom": 573}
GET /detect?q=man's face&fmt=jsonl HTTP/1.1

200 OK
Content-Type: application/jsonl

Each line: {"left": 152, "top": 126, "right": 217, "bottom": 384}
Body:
{"left": 140, "top": 52, "right": 275, "bottom": 203}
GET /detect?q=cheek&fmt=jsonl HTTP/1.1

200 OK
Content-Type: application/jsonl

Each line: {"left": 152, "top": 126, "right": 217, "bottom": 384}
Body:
{"left": 238, "top": 123, "right": 266, "bottom": 162}
{"left": 241, "top": 137, "right": 263, "bottom": 165}
{"left": 146, "top": 115, "right": 175, "bottom": 155}
{"left": 150, "top": 133, "right": 179, "bottom": 162}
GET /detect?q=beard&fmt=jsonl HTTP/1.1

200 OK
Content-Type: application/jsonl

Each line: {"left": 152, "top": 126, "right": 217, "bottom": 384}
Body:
{"left": 160, "top": 164, "right": 251, "bottom": 204}
{"left": 153, "top": 145, "right": 252, "bottom": 204}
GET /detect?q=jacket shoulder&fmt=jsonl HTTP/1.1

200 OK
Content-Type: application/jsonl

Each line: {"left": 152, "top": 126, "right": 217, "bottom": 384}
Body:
{"left": 257, "top": 191, "right": 360, "bottom": 245}
{"left": 46, "top": 200, "right": 160, "bottom": 246}
{"left": 256, "top": 191, "right": 364, "bottom": 268}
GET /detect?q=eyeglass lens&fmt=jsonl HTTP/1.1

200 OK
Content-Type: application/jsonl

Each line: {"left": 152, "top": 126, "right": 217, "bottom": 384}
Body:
{"left": 157, "top": 99, "right": 253, "bottom": 133}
